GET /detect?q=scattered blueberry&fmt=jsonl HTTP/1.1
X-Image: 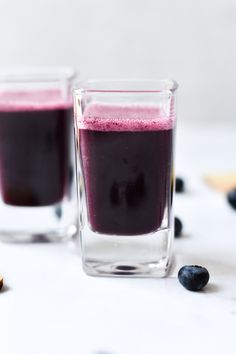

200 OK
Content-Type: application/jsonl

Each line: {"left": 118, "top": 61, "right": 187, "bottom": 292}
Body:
{"left": 174, "top": 217, "right": 183, "bottom": 238}
{"left": 178, "top": 265, "right": 210, "bottom": 291}
{"left": 54, "top": 206, "right": 62, "bottom": 219}
{"left": 227, "top": 188, "right": 236, "bottom": 210}
{"left": 175, "top": 177, "right": 185, "bottom": 193}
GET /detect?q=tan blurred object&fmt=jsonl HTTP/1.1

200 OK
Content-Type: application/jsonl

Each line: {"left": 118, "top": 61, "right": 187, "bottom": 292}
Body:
{"left": 0, "top": 276, "right": 3, "bottom": 290}
{"left": 204, "top": 172, "right": 236, "bottom": 192}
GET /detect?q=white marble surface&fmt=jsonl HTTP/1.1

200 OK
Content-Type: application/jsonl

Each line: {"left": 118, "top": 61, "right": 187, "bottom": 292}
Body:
{"left": 0, "top": 125, "right": 236, "bottom": 354}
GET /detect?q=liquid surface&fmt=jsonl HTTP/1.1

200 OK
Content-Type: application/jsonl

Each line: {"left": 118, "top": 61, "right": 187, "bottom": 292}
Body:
{"left": 0, "top": 91, "right": 72, "bottom": 207}
{"left": 79, "top": 103, "right": 174, "bottom": 235}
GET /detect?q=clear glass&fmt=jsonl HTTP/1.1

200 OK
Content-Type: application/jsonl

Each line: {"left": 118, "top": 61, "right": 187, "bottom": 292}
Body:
{"left": 0, "top": 68, "right": 78, "bottom": 242}
{"left": 74, "top": 79, "right": 178, "bottom": 276}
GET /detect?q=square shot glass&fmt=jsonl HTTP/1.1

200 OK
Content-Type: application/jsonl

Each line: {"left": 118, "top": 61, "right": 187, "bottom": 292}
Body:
{"left": 0, "top": 68, "right": 78, "bottom": 242}
{"left": 74, "top": 79, "right": 178, "bottom": 276}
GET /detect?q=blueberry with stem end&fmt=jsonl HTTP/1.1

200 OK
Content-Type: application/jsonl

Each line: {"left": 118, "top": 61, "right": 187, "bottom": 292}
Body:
{"left": 178, "top": 265, "right": 210, "bottom": 291}
{"left": 227, "top": 188, "right": 236, "bottom": 210}
{"left": 174, "top": 217, "right": 183, "bottom": 238}
{"left": 175, "top": 177, "right": 185, "bottom": 193}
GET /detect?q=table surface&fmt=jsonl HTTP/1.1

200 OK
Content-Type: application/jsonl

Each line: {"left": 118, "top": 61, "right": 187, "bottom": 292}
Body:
{"left": 0, "top": 124, "right": 236, "bottom": 354}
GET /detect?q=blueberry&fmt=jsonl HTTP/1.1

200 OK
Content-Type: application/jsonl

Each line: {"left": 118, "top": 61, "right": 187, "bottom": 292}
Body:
{"left": 174, "top": 217, "right": 183, "bottom": 238}
{"left": 227, "top": 188, "right": 236, "bottom": 210}
{"left": 54, "top": 206, "right": 62, "bottom": 219}
{"left": 176, "top": 177, "right": 185, "bottom": 193}
{"left": 178, "top": 265, "right": 210, "bottom": 291}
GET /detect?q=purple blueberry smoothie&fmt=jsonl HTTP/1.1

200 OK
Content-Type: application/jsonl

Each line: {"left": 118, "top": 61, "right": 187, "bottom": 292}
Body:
{"left": 78, "top": 103, "right": 174, "bottom": 236}
{"left": 0, "top": 91, "right": 72, "bottom": 207}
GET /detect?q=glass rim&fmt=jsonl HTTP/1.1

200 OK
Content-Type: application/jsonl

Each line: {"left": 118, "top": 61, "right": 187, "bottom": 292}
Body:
{"left": 74, "top": 79, "right": 178, "bottom": 94}
{"left": 0, "top": 67, "right": 77, "bottom": 83}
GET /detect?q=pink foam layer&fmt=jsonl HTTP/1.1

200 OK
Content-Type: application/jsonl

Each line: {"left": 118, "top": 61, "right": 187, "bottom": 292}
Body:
{"left": 78, "top": 103, "right": 175, "bottom": 131}
{"left": 0, "top": 90, "right": 72, "bottom": 112}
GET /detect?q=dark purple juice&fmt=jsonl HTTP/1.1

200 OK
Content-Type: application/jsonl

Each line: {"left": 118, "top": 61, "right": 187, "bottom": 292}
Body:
{"left": 79, "top": 104, "right": 174, "bottom": 235}
{"left": 0, "top": 93, "right": 72, "bottom": 207}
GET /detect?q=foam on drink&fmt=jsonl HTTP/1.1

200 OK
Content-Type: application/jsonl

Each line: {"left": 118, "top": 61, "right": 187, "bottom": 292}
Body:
{"left": 78, "top": 103, "right": 175, "bottom": 132}
{"left": 0, "top": 90, "right": 71, "bottom": 112}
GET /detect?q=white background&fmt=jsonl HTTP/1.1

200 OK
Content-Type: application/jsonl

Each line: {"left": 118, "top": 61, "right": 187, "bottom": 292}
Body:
{"left": 0, "top": 0, "right": 236, "bottom": 125}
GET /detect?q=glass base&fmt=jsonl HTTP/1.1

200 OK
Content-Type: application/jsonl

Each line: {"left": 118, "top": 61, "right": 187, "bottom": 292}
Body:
{"left": 0, "top": 224, "right": 77, "bottom": 243}
{"left": 81, "top": 226, "right": 173, "bottom": 277}
{"left": 0, "top": 199, "right": 78, "bottom": 243}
